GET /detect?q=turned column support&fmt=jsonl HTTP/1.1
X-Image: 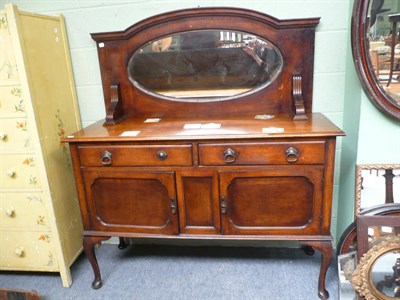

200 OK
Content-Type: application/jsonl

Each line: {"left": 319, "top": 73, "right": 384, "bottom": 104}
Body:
{"left": 300, "top": 239, "right": 333, "bottom": 300}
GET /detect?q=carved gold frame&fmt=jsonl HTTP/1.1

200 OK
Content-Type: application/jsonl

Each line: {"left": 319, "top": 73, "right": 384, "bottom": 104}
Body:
{"left": 355, "top": 164, "right": 400, "bottom": 216}
{"left": 351, "top": 235, "right": 400, "bottom": 300}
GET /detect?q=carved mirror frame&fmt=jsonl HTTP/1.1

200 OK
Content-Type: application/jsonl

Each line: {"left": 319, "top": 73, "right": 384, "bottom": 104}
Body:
{"left": 355, "top": 164, "right": 400, "bottom": 215}
{"left": 352, "top": 215, "right": 400, "bottom": 300}
{"left": 352, "top": 0, "right": 400, "bottom": 121}
{"left": 351, "top": 236, "right": 400, "bottom": 300}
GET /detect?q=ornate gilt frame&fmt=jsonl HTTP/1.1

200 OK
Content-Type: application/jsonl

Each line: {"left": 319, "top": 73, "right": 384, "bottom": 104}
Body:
{"left": 355, "top": 164, "right": 400, "bottom": 216}
{"left": 351, "top": 235, "right": 400, "bottom": 300}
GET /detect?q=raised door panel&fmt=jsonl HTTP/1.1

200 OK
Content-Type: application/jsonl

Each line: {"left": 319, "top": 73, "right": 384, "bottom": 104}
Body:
{"left": 219, "top": 168, "right": 324, "bottom": 235}
{"left": 82, "top": 169, "right": 179, "bottom": 234}
{"left": 176, "top": 170, "right": 220, "bottom": 234}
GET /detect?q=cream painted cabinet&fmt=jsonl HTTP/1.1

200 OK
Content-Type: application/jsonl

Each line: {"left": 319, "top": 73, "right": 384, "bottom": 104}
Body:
{"left": 0, "top": 4, "right": 82, "bottom": 287}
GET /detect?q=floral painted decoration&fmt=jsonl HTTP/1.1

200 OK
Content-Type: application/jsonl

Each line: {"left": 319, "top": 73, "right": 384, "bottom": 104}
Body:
{"left": 16, "top": 120, "right": 27, "bottom": 131}
{"left": 0, "top": 16, "right": 8, "bottom": 30}
{"left": 11, "top": 87, "right": 21, "bottom": 97}
{"left": 55, "top": 109, "right": 72, "bottom": 167}
{"left": 46, "top": 252, "right": 54, "bottom": 266}
{"left": 11, "top": 87, "right": 24, "bottom": 112}
{"left": 55, "top": 109, "right": 65, "bottom": 140}
{"left": 28, "top": 195, "right": 43, "bottom": 203}
{"left": 22, "top": 157, "right": 35, "bottom": 167}
{"left": 38, "top": 234, "right": 51, "bottom": 242}
{"left": 37, "top": 216, "right": 46, "bottom": 226}
{"left": 28, "top": 175, "right": 38, "bottom": 185}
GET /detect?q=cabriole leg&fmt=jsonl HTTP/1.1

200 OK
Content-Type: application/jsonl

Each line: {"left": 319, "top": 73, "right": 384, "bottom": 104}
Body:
{"left": 300, "top": 240, "right": 333, "bottom": 300}
{"left": 83, "top": 235, "right": 110, "bottom": 289}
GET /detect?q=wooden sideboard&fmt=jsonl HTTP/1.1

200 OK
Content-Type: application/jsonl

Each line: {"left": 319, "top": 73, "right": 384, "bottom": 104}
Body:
{"left": 63, "top": 7, "right": 344, "bottom": 299}
{"left": 0, "top": 4, "right": 82, "bottom": 286}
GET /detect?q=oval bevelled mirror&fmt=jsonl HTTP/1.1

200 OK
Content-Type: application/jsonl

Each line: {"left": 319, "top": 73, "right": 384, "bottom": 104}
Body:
{"left": 127, "top": 30, "right": 283, "bottom": 101}
{"left": 353, "top": 0, "right": 400, "bottom": 120}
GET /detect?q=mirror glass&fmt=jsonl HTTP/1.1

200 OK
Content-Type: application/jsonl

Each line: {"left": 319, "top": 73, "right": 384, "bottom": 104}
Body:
{"left": 357, "top": 166, "right": 400, "bottom": 213}
{"left": 367, "top": 0, "right": 400, "bottom": 105}
{"left": 370, "top": 250, "right": 400, "bottom": 298}
{"left": 128, "top": 30, "right": 283, "bottom": 101}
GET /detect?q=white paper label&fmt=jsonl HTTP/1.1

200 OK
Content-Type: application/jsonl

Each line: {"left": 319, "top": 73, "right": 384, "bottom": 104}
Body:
{"left": 183, "top": 123, "right": 221, "bottom": 129}
{"left": 119, "top": 131, "right": 141, "bottom": 137}
{"left": 254, "top": 114, "right": 275, "bottom": 120}
{"left": 183, "top": 123, "right": 202, "bottom": 129}
{"left": 144, "top": 118, "right": 161, "bottom": 123}
{"left": 262, "top": 127, "right": 284, "bottom": 134}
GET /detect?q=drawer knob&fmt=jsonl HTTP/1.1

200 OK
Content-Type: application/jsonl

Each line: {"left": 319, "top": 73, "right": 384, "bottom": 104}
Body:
{"left": 223, "top": 148, "right": 237, "bottom": 164}
{"left": 156, "top": 150, "right": 168, "bottom": 161}
{"left": 100, "top": 151, "right": 112, "bottom": 166}
{"left": 7, "top": 168, "right": 16, "bottom": 177}
{"left": 6, "top": 207, "right": 15, "bottom": 217}
{"left": 15, "top": 247, "right": 24, "bottom": 257}
{"left": 0, "top": 132, "right": 7, "bottom": 140}
{"left": 285, "top": 146, "right": 299, "bottom": 163}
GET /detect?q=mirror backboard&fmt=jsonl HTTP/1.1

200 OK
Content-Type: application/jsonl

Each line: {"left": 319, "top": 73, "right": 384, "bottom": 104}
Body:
{"left": 91, "top": 7, "right": 320, "bottom": 122}
{"left": 128, "top": 30, "right": 283, "bottom": 101}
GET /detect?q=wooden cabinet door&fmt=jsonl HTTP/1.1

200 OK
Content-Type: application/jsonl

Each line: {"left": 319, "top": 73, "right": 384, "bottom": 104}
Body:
{"left": 81, "top": 168, "right": 179, "bottom": 234}
{"left": 219, "top": 168, "right": 324, "bottom": 235}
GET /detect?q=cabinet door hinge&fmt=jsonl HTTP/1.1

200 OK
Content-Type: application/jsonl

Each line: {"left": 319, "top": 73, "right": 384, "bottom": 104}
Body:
{"left": 220, "top": 196, "right": 227, "bottom": 214}
{"left": 170, "top": 197, "right": 177, "bottom": 214}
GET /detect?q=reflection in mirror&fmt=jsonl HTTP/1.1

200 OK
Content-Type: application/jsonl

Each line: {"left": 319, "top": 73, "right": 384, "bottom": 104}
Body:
{"left": 128, "top": 30, "right": 283, "bottom": 101}
{"left": 367, "top": 0, "right": 400, "bottom": 104}
{"left": 355, "top": 165, "right": 400, "bottom": 214}
{"left": 370, "top": 250, "right": 400, "bottom": 298}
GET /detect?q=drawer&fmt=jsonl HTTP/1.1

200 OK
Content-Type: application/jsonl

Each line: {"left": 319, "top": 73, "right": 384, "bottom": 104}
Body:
{"left": 198, "top": 141, "right": 325, "bottom": 165}
{"left": 0, "top": 192, "right": 49, "bottom": 229}
{"left": 0, "top": 86, "right": 26, "bottom": 118}
{"left": 0, "top": 230, "right": 58, "bottom": 271}
{"left": 0, "top": 117, "right": 34, "bottom": 152}
{"left": 0, "top": 154, "right": 42, "bottom": 189}
{"left": 78, "top": 144, "right": 193, "bottom": 167}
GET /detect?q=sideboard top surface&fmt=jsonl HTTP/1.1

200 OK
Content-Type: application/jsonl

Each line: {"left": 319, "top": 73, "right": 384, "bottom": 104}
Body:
{"left": 64, "top": 113, "right": 344, "bottom": 143}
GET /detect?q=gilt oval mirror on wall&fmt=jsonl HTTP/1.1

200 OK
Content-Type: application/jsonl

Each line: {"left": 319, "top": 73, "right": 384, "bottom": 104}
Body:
{"left": 127, "top": 30, "right": 283, "bottom": 101}
{"left": 353, "top": 0, "right": 400, "bottom": 120}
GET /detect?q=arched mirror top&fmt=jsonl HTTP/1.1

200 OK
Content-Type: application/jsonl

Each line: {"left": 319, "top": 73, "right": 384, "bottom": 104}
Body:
{"left": 90, "top": 7, "right": 320, "bottom": 124}
{"left": 352, "top": 0, "right": 400, "bottom": 121}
